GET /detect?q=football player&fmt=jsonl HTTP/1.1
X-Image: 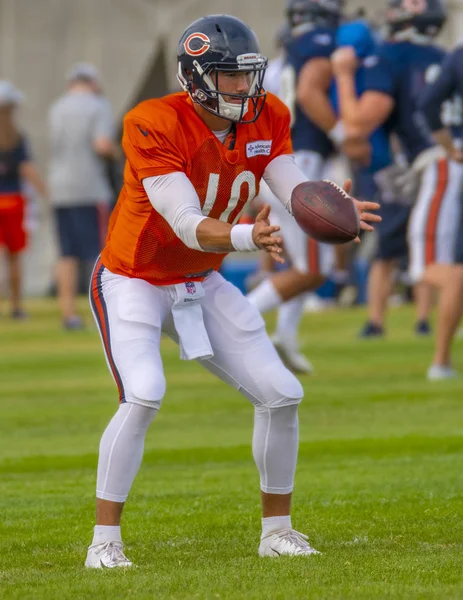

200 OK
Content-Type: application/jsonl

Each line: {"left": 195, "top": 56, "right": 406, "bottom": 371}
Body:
{"left": 248, "top": 0, "right": 349, "bottom": 374}
{"left": 416, "top": 40, "right": 463, "bottom": 379}
{"left": 84, "top": 15, "right": 379, "bottom": 567}
{"left": 328, "top": 1, "right": 454, "bottom": 375}
{"left": 381, "top": 0, "right": 462, "bottom": 378}
{"left": 330, "top": 16, "right": 432, "bottom": 337}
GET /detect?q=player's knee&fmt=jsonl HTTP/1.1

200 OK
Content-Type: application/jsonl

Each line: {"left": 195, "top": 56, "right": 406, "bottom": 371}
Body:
{"left": 293, "top": 267, "right": 326, "bottom": 290}
{"left": 256, "top": 361, "right": 304, "bottom": 408}
{"left": 127, "top": 361, "right": 166, "bottom": 409}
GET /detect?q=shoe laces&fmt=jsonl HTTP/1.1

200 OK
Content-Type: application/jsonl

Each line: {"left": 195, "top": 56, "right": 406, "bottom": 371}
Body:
{"left": 99, "top": 541, "right": 129, "bottom": 564}
{"left": 272, "top": 528, "right": 313, "bottom": 553}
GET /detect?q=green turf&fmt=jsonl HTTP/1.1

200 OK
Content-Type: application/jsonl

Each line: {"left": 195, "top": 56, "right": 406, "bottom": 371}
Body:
{"left": 1, "top": 298, "right": 462, "bottom": 599}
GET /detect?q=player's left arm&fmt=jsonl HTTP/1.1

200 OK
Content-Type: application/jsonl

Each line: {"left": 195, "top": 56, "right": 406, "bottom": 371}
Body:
{"left": 297, "top": 57, "right": 338, "bottom": 134}
{"left": 332, "top": 47, "right": 395, "bottom": 137}
{"left": 419, "top": 49, "right": 463, "bottom": 162}
{"left": 263, "top": 154, "right": 380, "bottom": 236}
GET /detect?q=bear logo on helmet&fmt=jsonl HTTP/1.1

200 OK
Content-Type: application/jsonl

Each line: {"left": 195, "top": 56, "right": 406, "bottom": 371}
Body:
{"left": 184, "top": 32, "right": 211, "bottom": 57}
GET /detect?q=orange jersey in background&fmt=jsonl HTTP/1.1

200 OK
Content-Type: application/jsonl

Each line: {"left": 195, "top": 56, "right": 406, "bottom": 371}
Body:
{"left": 102, "top": 92, "right": 292, "bottom": 285}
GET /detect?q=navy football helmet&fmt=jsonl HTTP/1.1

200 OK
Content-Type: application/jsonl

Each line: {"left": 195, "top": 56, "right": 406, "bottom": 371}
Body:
{"left": 177, "top": 15, "right": 267, "bottom": 124}
{"left": 286, "top": 0, "right": 344, "bottom": 30}
{"left": 387, "top": 0, "right": 447, "bottom": 38}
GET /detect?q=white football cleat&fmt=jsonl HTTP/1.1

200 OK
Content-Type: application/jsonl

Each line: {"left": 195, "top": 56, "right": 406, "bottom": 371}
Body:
{"left": 85, "top": 541, "right": 133, "bottom": 569}
{"left": 272, "top": 334, "right": 313, "bottom": 375}
{"left": 427, "top": 365, "right": 458, "bottom": 381}
{"left": 259, "top": 529, "right": 321, "bottom": 557}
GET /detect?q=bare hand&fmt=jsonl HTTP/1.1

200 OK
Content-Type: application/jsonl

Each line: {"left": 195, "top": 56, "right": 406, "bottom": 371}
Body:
{"left": 342, "top": 179, "right": 381, "bottom": 243}
{"left": 252, "top": 205, "right": 285, "bottom": 264}
{"left": 331, "top": 47, "right": 359, "bottom": 75}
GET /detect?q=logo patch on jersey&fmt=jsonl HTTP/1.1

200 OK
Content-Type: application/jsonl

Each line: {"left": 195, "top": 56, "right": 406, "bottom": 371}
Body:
{"left": 184, "top": 32, "right": 211, "bottom": 57}
{"left": 246, "top": 140, "right": 272, "bottom": 158}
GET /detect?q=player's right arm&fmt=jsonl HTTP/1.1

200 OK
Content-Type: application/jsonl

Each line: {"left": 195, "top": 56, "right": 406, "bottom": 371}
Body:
{"left": 331, "top": 47, "right": 395, "bottom": 138}
{"left": 142, "top": 173, "right": 284, "bottom": 261}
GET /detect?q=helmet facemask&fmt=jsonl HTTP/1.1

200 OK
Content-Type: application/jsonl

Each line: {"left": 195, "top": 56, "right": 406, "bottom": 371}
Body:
{"left": 178, "top": 53, "right": 268, "bottom": 124}
{"left": 287, "top": 0, "right": 343, "bottom": 31}
{"left": 386, "top": 0, "right": 446, "bottom": 42}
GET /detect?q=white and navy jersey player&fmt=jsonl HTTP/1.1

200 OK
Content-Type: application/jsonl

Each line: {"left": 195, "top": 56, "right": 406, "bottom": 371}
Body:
{"left": 377, "top": 0, "right": 463, "bottom": 380}
{"left": 417, "top": 38, "right": 463, "bottom": 286}
{"left": 371, "top": 0, "right": 463, "bottom": 285}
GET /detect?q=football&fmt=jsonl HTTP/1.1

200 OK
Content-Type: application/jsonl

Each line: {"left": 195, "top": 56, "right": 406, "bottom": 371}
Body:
{"left": 291, "top": 180, "right": 360, "bottom": 244}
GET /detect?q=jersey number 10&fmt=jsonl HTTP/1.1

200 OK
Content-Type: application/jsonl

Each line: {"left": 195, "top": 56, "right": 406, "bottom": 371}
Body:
{"left": 202, "top": 171, "right": 257, "bottom": 223}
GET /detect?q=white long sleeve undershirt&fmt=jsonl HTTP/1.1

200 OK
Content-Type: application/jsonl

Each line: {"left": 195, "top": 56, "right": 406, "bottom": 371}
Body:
{"left": 142, "top": 153, "right": 309, "bottom": 252}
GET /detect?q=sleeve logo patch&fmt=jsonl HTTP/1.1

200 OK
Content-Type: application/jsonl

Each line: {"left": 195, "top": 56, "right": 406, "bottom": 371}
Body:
{"left": 364, "top": 56, "right": 379, "bottom": 68}
{"left": 246, "top": 140, "right": 272, "bottom": 157}
{"left": 314, "top": 34, "right": 333, "bottom": 46}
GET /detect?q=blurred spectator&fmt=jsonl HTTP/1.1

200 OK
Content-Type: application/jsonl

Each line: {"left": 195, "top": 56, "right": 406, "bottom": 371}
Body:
{"left": 0, "top": 81, "right": 47, "bottom": 319}
{"left": 48, "top": 63, "right": 116, "bottom": 330}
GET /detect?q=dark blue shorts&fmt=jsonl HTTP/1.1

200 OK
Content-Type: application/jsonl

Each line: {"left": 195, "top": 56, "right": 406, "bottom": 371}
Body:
{"left": 376, "top": 202, "right": 411, "bottom": 261}
{"left": 55, "top": 204, "right": 109, "bottom": 261}
{"left": 353, "top": 170, "right": 379, "bottom": 202}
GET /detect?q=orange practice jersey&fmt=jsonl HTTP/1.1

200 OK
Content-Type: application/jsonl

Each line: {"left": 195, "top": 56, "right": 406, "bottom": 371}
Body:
{"left": 101, "top": 92, "right": 292, "bottom": 285}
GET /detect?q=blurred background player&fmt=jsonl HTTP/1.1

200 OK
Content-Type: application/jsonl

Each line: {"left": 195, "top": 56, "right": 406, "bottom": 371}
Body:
{"left": 48, "top": 63, "right": 116, "bottom": 330}
{"left": 330, "top": 18, "right": 394, "bottom": 309}
{"left": 415, "top": 39, "right": 463, "bottom": 379}
{"left": 0, "top": 81, "right": 47, "bottom": 319}
{"left": 330, "top": 17, "right": 431, "bottom": 336}
{"left": 330, "top": 0, "right": 448, "bottom": 343}
{"left": 248, "top": 0, "right": 344, "bottom": 374}
{"left": 380, "top": 0, "right": 463, "bottom": 379}
{"left": 371, "top": 0, "right": 460, "bottom": 377}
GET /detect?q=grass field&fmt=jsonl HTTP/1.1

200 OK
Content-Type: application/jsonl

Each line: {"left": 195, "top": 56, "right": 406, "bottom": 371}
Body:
{"left": 1, "top": 298, "right": 462, "bottom": 599}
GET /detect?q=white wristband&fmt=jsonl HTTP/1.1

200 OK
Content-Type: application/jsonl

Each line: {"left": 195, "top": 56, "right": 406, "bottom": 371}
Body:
{"left": 230, "top": 224, "right": 259, "bottom": 252}
{"left": 328, "top": 121, "right": 346, "bottom": 147}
